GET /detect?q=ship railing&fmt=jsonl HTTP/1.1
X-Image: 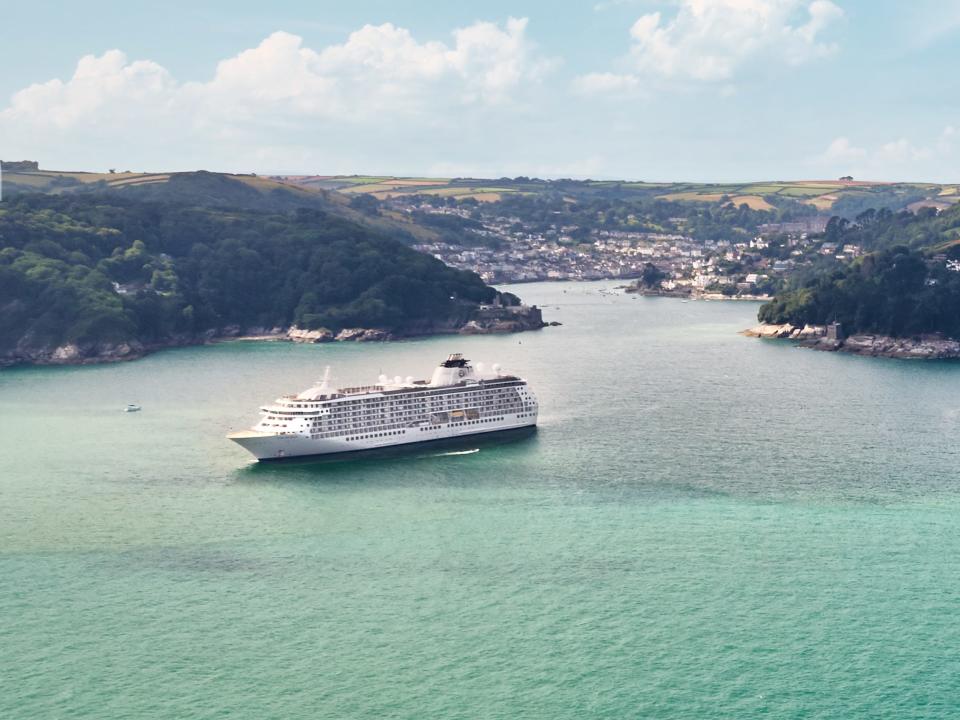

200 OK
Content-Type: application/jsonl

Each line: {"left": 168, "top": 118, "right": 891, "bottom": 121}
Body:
{"left": 340, "top": 385, "right": 385, "bottom": 395}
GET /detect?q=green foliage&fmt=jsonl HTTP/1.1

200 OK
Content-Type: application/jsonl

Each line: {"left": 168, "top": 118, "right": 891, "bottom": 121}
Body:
{"left": 830, "top": 188, "right": 930, "bottom": 219}
{"left": 409, "top": 210, "right": 500, "bottom": 248}
{"left": 639, "top": 262, "right": 667, "bottom": 288}
{"left": 820, "top": 205, "right": 960, "bottom": 251}
{"left": 758, "top": 246, "right": 960, "bottom": 337}
{"left": 759, "top": 204, "right": 960, "bottom": 337}
{"left": 0, "top": 194, "right": 496, "bottom": 354}
{"left": 348, "top": 193, "right": 381, "bottom": 216}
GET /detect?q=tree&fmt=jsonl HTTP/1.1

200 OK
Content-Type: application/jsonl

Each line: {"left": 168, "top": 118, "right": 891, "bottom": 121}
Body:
{"left": 639, "top": 262, "right": 667, "bottom": 288}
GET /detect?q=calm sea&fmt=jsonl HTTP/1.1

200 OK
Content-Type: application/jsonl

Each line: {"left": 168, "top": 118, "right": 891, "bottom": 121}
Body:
{"left": 3, "top": 281, "right": 960, "bottom": 718}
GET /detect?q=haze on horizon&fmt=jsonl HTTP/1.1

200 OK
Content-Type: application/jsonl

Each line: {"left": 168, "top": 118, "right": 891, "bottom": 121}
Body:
{"left": 1, "top": 0, "right": 958, "bottom": 183}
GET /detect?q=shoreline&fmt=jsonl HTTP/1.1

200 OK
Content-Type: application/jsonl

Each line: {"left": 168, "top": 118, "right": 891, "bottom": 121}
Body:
{"left": 742, "top": 323, "right": 960, "bottom": 360}
{"left": 621, "top": 286, "right": 772, "bottom": 302}
{"left": 1, "top": 309, "right": 551, "bottom": 369}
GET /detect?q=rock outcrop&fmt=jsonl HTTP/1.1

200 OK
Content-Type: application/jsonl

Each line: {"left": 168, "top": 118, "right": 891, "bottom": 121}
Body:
{"left": 743, "top": 323, "right": 960, "bottom": 360}
{"left": 287, "top": 327, "right": 334, "bottom": 343}
{"left": 2, "top": 337, "right": 151, "bottom": 367}
{"left": 832, "top": 334, "right": 960, "bottom": 359}
{"left": 1, "top": 303, "right": 551, "bottom": 368}
{"left": 458, "top": 304, "right": 546, "bottom": 335}
{"left": 334, "top": 328, "right": 391, "bottom": 342}
{"left": 742, "top": 323, "right": 826, "bottom": 340}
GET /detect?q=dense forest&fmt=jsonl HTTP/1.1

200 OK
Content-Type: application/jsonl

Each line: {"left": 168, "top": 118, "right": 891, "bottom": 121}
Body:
{"left": 759, "top": 204, "right": 960, "bottom": 337}
{"left": 0, "top": 193, "right": 499, "bottom": 362}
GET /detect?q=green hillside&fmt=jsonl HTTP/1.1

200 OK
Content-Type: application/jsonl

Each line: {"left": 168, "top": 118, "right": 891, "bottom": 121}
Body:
{"left": 1, "top": 166, "right": 460, "bottom": 246}
{"left": 274, "top": 174, "right": 960, "bottom": 216}
{"left": 0, "top": 191, "right": 500, "bottom": 366}
{"left": 758, "top": 205, "right": 960, "bottom": 338}
{"left": 6, "top": 163, "right": 956, "bottom": 220}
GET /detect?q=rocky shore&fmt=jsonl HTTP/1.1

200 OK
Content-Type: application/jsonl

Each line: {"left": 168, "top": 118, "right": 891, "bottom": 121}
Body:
{"left": 623, "top": 286, "right": 772, "bottom": 301}
{"left": 1, "top": 305, "right": 550, "bottom": 368}
{"left": 743, "top": 323, "right": 960, "bottom": 360}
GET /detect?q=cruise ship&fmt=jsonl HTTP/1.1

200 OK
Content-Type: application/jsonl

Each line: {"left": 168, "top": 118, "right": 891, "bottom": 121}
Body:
{"left": 228, "top": 354, "right": 538, "bottom": 461}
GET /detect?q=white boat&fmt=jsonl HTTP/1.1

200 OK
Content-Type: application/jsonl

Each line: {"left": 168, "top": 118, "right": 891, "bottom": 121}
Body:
{"left": 228, "top": 354, "right": 538, "bottom": 461}
{"left": 124, "top": 404, "right": 141, "bottom": 413}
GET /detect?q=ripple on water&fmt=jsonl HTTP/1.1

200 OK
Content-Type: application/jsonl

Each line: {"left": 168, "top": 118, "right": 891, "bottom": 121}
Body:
{"left": 3, "top": 282, "right": 960, "bottom": 718}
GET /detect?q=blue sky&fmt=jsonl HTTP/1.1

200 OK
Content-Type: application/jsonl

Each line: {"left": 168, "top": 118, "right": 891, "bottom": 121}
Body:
{"left": 1, "top": 0, "right": 958, "bottom": 181}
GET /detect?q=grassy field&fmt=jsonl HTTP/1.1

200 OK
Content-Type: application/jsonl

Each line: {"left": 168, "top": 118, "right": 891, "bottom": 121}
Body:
{"left": 282, "top": 175, "right": 960, "bottom": 210}
{"left": 730, "top": 195, "right": 776, "bottom": 210}
{"left": 5, "top": 166, "right": 959, "bottom": 213}
{"left": 292, "top": 176, "right": 527, "bottom": 202}
{"left": 1, "top": 169, "right": 325, "bottom": 199}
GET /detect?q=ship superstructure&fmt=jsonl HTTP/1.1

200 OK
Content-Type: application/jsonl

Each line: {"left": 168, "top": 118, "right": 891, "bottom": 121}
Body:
{"left": 228, "top": 354, "right": 538, "bottom": 461}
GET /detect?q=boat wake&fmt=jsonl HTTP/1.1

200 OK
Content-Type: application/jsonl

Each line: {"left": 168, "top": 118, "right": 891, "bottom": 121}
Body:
{"left": 432, "top": 448, "right": 480, "bottom": 457}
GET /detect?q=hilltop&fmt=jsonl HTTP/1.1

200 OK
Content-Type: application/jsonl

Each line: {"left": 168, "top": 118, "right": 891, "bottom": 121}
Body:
{"left": 6, "top": 163, "right": 960, "bottom": 354}
{"left": 6, "top": 163, "right": 957, "bottom": 216}
{"left": 273, "top": 173, "right": 960, "bottom": 217}
{"left": 0, "top": 164, "right": 476, "bottom": 248}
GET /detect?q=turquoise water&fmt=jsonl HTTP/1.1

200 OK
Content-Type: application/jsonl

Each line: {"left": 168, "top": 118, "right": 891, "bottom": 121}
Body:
{"left": 3, "top": 281, "right": 960, "bottom": 718}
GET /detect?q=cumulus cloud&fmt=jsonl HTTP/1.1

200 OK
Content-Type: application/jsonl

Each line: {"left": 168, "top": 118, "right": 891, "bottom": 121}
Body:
{"left": 818, "top": 136, "right": 867, "bottom": 162}
{"left": 811, "top": 128, "right": 956, "bottom": 179}
{"left": 0, "top": 18, "right": 552, "bottom": 168}
{"left": 576, "top": 0, "right": 843, "bottom": 92}
{"left": 3, "top": 50, "right": 176, "bottom": 129}
{"left": 876, "top": 138, "right": 932, "bottom": 164}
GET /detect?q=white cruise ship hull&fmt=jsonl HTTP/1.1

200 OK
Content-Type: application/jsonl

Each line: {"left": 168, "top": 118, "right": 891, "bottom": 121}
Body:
{"left": 229, "top": 412, "right": 536, "bottom": 461}
{"left": 229, "top": 354, "right": 538, "bottom": 463}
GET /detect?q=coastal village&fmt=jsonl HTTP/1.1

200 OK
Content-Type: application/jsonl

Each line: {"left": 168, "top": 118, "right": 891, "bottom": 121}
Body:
{"left": 400, "top": 200, "right": 855, "bottom": 299}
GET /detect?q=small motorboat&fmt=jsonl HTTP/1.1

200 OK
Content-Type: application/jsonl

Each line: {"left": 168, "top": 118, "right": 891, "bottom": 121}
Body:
{"left": 124, "top": 404, "right": 142, "bottom": 413}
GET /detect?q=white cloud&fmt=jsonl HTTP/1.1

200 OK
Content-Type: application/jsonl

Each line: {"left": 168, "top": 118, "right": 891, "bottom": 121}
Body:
{"left": 0, "top": 18, "right": 552, "bottom": 168}
{"left": 902, "top": 1, "right": 960, "bottom": 51}
{"left": 819, "top": 136, "right": 867, "bottom": 162}
{"left": 3, "top": 50, "right": 176, "bottom": 130}
{"left": 576, "top": 0, "right": 843, "bottom": 92}
{"left": 811, "top": 128, "right": 956, "bottom": 179}
{"left": 876, "top": 138, "right": 931, "bottom": 164}
{"left": 572, "top": 72, "right": 640, "bottom": 94}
